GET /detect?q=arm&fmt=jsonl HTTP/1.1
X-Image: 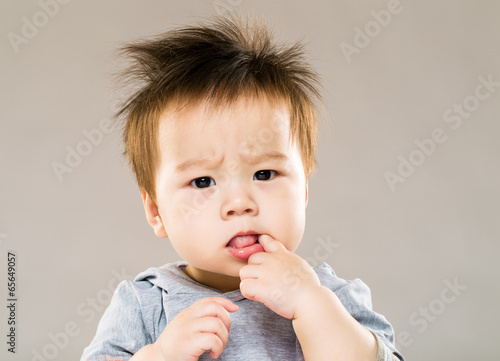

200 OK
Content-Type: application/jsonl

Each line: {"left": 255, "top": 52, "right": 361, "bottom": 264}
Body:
{"left": 129, "top": 344, "right": 163, "bottom": 361}
{"left": 131, "top": 297, "right": 238, "bottom": 361}
{"left": 81, "top": 280, "right": 237, "bottom": 361}
{"left": 80, "top": 281, "right": 153, "bottom": 361}
{"left": 292, "top": 285, "right": 377, "bottom": 361}
{"left": 240, "top": 235, "right": 403, "bottom": 361}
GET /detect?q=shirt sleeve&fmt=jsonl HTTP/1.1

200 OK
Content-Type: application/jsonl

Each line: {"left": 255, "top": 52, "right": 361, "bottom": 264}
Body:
{"left": 372, "top": 331, "right": 403, "bottom": 361}
{"left": 80, "top": 280, "right": 153, "bottom": 361}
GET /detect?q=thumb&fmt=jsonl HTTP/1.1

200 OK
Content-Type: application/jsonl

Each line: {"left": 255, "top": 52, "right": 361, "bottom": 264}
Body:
{"left": 258, "top": 234, "right": 283, "bottom": 253}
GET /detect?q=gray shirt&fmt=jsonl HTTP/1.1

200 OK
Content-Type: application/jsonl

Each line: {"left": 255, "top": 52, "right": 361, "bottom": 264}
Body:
{"left": 81, "top": 261, "right": 404, "bottom": 360}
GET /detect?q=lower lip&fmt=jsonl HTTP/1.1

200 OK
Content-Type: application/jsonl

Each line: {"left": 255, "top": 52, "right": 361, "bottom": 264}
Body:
{"left": 226, "top": 243, "right": 264, "bottom": 260}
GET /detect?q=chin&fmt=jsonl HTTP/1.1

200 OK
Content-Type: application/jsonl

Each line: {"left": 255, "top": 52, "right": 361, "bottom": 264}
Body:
{"left": 192, "top": 259, "right": 242, "bottom": 278}
{"left": 219, "top": 262, "right": 246, "bottom": 278}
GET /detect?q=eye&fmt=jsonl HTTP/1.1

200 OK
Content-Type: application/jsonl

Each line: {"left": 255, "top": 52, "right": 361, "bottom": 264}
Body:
{"left": 253, "top": 170, "right": 277, "bottom": 181}
{"left": 190, "top": 177, "right": 215, "bottom": 189}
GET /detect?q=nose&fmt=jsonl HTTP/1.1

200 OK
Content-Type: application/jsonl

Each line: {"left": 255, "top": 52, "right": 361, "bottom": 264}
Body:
{"left": 221, "top": 187, "right": 259, "bottom": 220}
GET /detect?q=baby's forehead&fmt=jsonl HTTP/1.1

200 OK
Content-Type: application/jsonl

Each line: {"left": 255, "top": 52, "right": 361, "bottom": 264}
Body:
{"left": 158, "top": 95, "right": 291, "bottom": 135}
{"left": 156, "top": 96, "right": 297, "bottom": 163}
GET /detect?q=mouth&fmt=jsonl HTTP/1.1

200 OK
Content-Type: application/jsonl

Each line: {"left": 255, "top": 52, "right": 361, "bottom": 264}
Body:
{"left": 225, "top": 231, "right": 264, "bottom": 260}
{"left": 226, "top": 232, "right": 259, "bottom": 248}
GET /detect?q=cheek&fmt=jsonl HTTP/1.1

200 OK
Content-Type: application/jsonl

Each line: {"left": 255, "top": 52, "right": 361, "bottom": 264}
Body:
{"left": 161, "top": 191, "right": 220, "bottom": 244}
{"left": 285, "top": 206, "right": 306, "bottom": 251}
{"left": 259, "top": 183, "right": 306, "bottom": 250}
{"left": 166, "top": 189, "right": 217, "bottom": 223}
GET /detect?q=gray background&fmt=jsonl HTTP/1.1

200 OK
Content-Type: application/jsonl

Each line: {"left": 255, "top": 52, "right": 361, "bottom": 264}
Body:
{"left": 1, "top": 0, "right": 499, "bottom": 360}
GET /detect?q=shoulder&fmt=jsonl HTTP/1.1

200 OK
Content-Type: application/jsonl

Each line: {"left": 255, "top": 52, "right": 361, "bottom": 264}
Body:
{"left": 313, "top": 263, "right": 403, "bottom": 359}
{"left": 107, "top": 261, "right": 187, "bottom": 332}
{"left": 80, "top": 262, "right": 184, "bottom": 360}
{"left": 115, "top": 261, "right": 186, "bottom": 305}
{"left": 313, "top": 262, "right": 372, "bottom": 309}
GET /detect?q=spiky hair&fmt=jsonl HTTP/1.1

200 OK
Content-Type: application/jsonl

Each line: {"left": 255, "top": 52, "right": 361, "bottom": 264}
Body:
{"left": 114, "top": 14, "right": 323, "bottom": 203}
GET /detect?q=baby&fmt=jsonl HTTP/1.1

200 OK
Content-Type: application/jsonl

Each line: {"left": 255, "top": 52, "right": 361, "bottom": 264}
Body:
{"left": 81, "top": 14, "right": 404, "bottom": 361}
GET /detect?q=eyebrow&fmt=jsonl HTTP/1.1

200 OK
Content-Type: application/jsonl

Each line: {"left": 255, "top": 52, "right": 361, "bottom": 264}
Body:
{"left": 244, "top": 151, "right": 289, "bottom": 165}
{"left": 175, "top": 156, "right": 223, "bottom": 173}
{"left": 174, "top": 151, "right": 288, "bottom": 173}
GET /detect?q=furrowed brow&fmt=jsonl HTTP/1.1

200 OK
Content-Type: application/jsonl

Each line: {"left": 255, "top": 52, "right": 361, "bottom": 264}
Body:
{"left": 243, "top": 151, "right": 289, "bottom": 164}
{"left": 175, "top": 156, "right": 224, "bottom": 173}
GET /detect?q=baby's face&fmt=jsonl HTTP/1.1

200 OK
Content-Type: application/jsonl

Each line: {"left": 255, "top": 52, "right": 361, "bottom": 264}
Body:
{"left": 146, "top": 96, "right": 308, "bottom": 281}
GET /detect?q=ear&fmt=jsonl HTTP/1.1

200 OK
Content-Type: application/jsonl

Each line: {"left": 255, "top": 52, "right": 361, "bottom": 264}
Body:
{"left": 304, "top": 179, "right": 309, "bottom": 208}
{"left": 141, "top": 190, "right": 168, "bottom": 238}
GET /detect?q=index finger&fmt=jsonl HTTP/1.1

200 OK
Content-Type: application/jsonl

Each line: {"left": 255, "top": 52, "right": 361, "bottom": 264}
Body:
{"left": 257, "top": 234, "right": 283, "bottom": 253}
{"left": 193, "top": 297, "right": 239, "bottom": 331}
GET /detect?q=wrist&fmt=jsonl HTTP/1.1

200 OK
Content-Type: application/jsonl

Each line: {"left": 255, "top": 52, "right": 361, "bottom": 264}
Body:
{"left": 129, "top": 343, "right": 164, "bottom": 361}
{"left": 292, "top": 285, "right": 377, "bottom": 361}
{"left": 293, "top": 284, "right": 328, "bottom": 321}
{"left": 146, "top": 342, "right": 166, "bottom": 361}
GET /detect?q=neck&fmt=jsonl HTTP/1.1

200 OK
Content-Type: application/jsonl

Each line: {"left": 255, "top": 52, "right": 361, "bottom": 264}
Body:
{"left": 183, "top": 264, "right": 241, "bottom": 293}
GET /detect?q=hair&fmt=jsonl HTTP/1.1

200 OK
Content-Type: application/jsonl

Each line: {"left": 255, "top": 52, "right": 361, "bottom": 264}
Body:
{"left": 114, "top": 14, "right": 324, "bottom": 205}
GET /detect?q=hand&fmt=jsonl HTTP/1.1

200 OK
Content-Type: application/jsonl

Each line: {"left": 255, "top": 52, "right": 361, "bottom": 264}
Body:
{"left": 239, "top": 235, "right": 321, "bottom": 319}
{"left": 152, "top": 297, "right": 238, "bottom": 360}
